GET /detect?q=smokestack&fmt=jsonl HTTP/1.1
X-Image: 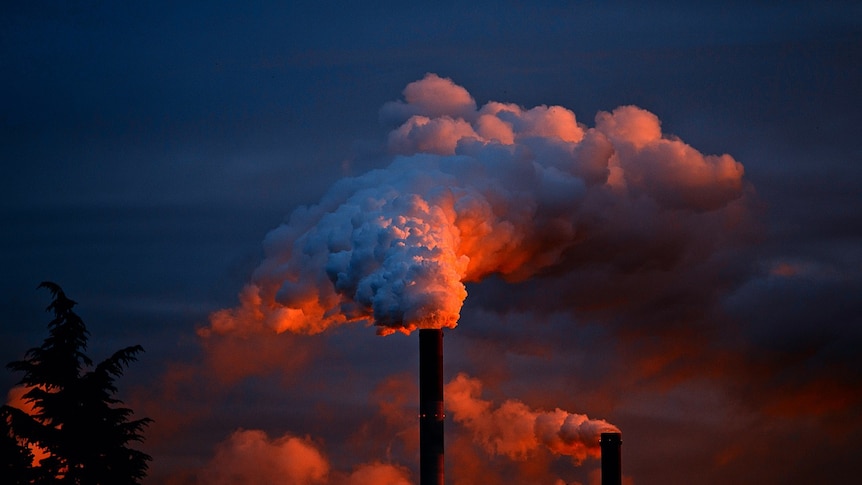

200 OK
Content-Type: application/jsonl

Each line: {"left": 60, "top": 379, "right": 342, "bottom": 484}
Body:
{"left": 600, "top": 432, "right": 622, "bottom": 485}
{"left": 419, "top": 329, "right": 444, "bottom": 485}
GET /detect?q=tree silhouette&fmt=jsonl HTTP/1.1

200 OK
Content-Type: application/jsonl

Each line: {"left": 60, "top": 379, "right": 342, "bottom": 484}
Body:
{"left": 1, "top": 405, "right": 38, "bottom": 484}
{"left": 4, "top": 282, "right": 152, "bottom": 484}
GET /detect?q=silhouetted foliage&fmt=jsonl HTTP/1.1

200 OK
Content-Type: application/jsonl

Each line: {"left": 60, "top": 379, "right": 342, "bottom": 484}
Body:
{"left": 5, "top": 282, "right": 152, "bottom": 484}
{"left": 1, "top": 406, "right": 38, "bottom": 484}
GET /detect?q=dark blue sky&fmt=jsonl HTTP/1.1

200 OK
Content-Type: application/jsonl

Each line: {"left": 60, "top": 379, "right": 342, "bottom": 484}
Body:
{"left": 2, "top": 2, "right": 861, "bottom": 483}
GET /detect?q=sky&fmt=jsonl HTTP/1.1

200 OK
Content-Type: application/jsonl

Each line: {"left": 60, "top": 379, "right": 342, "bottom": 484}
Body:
{"left": 2, "top": 1, "right": 861, "bottom": 484}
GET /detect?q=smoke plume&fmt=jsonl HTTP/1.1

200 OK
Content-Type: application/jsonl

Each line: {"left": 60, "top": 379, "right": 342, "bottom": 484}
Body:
{"left": 445, "top": 373, "right": 618, "bottom": 464}
{"left": 198, "top": 429, "right": 328, "bottom": 485}
{"left": 193, "top": 429, "right": 412, "bottom": 485}
{"left": 204, "top": 73, "right": 747, "bottom": 336}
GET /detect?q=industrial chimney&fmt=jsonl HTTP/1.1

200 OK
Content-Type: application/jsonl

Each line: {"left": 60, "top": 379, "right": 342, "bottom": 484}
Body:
{"left": 419, "top": 329, "right": 444, "bottom": 485}
{"left": 600, "top": 432, "right": 622, "bottom": 485}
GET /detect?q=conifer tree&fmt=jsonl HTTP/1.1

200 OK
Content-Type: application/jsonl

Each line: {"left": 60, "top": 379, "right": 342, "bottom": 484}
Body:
{"left": 1, "top": 405, "right": 38, "bottom": 484}
{"left": 5, "top": 282, "right": 152, "bottom": 484}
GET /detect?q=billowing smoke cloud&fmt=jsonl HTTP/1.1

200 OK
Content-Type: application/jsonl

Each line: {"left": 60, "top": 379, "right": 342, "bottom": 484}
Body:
{"left": 192, "top": 428, "right": 412, "bottom": 485}
{"left": 198, "top": 429, "right": 329, "bottom": 485}
{"left": 205, "top": 73, "right": 747, "bottom": 336}
{"left": 341, "top": 462, "right": 413, "bottom": 485}
{"left": 445, "top": 373, "right": 618, "bottom": 464}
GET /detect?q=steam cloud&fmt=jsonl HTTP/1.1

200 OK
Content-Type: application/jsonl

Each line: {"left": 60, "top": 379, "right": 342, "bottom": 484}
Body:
{"left": 445, "top": 374, "right": 618, "bottom": 464}
{"left": 196, "top": 429, "right": 412, "bottom": 485}
{"left": 199, "top": 429, "right": 329, "bottom": 485}
{"left": 184, "top": 373, "right": 614, "bottom": 484}
{"left": 204, "top": 73, "right": 746, "bottom": 336}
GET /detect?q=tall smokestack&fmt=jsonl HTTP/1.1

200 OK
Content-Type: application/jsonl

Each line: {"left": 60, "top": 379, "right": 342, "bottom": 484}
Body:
{"left": 600, "top": 432, "right": 622, "bottom": 485}
{"left": 419, "top": 329, "right": 444, "bottom": 485}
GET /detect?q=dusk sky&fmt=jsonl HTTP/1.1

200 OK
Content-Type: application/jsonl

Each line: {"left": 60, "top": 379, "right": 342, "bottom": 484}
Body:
{"left": 2, "top": 2, "right": 861, "bottom": 484}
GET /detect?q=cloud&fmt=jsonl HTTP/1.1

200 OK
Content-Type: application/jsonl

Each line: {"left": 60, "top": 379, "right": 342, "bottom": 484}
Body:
{"left": 183, "top": 428, "right": 414, "bottom": 485}
{"left": 388, "top": 115, "right": 479, "bottom": 155}
{"left": 340, "top": 462, "right": 412, "bottom": 485}
{"left": 380, "top": 73, "right": 478, "bottom": 125}
{"left": 445, "top": 373, "right": 618, "bottom": 464}
{"left": 202, "top": 74, "right": 752, "bottom": 338}
{"left": 365, "top": 373, "right": 420, "bottom": 453}
{"left": 198, "top": 429, "right": 329, "bottom": 485}
{"left": 595, "top": 105, "right": 744, "bottom": 211}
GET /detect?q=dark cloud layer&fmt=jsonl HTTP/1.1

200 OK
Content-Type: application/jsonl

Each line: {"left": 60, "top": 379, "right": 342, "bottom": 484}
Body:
{"left": 2, "top": 2, "right": 861, "bottom": 484}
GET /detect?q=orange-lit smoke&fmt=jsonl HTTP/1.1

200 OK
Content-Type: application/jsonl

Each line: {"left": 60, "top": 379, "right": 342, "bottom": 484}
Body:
{"left": 341, "top": 461, "right": 413, "bottom": 485}
{"left": 192, "top": 428, "right": 412, "bottom": 485}
{"left": 445, "top": 373, "right": 618, "bottom": 464}
{"left": 198, "top": 429, "right": 329, "bottom": 485}
{"left": 352, "top": 373, "right": 419, "bottom": 456}
{"left": 204, "top": 73, "right": 747, "bottom": 337}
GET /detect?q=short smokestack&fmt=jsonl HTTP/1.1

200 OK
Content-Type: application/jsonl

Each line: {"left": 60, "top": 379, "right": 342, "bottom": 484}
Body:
{"left": 419, "top": 329, "right": 444, "bottom": 485}
{"left": 600, "top": 432, "right": 622, "bottom": 485}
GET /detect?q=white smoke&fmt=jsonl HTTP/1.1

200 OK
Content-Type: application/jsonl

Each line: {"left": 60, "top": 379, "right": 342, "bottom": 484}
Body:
{"left": 445, "top": 373, "right": 618, "bottom": 464}
{"left": 205, "top": 73, "right": 747, "bottom": 337}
